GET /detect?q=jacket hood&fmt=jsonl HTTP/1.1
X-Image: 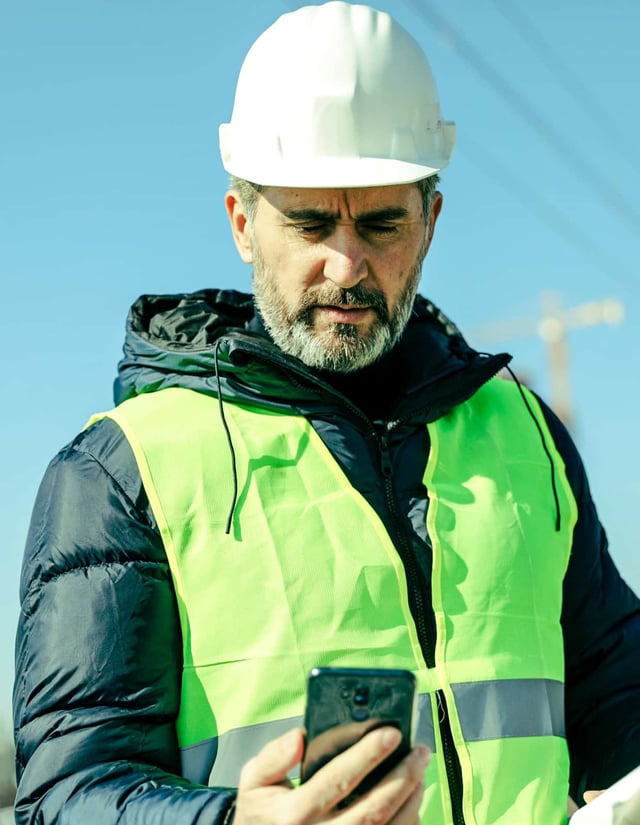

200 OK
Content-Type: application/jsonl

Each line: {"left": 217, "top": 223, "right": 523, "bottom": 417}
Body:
{"left": 114, "top": 288, "right": 511, "bottom": 423}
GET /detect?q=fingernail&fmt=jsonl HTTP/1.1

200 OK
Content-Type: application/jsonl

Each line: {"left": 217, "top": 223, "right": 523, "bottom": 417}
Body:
{"left": 382, "top": 727, "right": 402, "bottom": 749}
{"left": 416, "top": 745, "right": 431, "bottom": 766}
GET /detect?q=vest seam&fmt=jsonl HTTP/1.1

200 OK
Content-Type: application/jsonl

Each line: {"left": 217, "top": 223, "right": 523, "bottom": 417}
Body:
{"left": 79, "top": 419, "right": 158, "bottom": 530}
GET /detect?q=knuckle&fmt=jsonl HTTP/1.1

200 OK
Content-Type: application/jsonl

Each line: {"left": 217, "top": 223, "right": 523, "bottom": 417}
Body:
{"left": 362, "top": 800, "right": 395, "bottom": 825}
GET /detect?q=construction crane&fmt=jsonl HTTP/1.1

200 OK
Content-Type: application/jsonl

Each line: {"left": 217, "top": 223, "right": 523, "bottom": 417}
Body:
{"left": 470, "top": 293, "right": 625, "bottom": 429}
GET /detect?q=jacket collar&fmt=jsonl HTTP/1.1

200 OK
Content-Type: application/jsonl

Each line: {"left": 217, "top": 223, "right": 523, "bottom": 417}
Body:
{"left": 115, "top": 289, "right": 511, "bottom": 424}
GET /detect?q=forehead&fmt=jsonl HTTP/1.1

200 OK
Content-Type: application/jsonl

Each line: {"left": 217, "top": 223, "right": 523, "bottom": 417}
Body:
{"left": 257, "top": 183, "right": 423, "bottom": 218}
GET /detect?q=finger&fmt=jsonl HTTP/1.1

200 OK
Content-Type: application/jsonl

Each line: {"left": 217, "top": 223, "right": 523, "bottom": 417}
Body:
{"left": 296, "top": 726, "right": 405, "bottom": 816}
{"left": 338, "top": 745, "right": 429, "bottom": 825}
{"left": 389, "top": 778, "right": 425, "bottom": 825}
{"left": 583, "top": 789, "right": 606, "bottom": 804}
{"left": 363, "top": 745, "right": 429, "bottom": 811}
{"left": 238, "top": 728, "right": 305, "bottom": 791}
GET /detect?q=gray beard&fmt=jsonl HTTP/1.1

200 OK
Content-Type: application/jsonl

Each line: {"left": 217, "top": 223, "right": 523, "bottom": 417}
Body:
{"left": 252, "top": 248, "right": 425, "bottom": 374}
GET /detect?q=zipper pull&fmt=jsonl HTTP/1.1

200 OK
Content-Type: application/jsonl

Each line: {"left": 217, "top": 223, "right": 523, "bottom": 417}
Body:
{"left": 378, "top": 433, "right": 393, "bottom": 478}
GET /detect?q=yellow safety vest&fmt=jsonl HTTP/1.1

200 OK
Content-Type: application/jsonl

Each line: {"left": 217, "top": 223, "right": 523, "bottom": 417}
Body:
{"left": 94, "top": 377, "right": 577, "bottom": 824}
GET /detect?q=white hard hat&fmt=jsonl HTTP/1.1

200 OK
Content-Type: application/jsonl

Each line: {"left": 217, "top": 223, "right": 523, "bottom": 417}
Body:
{"left": 219, "top": 1, "right": 456, "bottom": 188}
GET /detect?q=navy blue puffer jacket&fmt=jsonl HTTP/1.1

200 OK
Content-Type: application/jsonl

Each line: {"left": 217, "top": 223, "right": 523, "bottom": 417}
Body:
{"left": 13, "top": 290, "right": 640, "bottom": 824}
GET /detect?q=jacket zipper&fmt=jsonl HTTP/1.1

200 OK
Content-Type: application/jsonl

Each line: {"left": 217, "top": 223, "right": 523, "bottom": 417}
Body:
{"left": 378, "top": 430, "right": 466, "bottom": 825}
{"left": 244, "top": 344, "right": 506, "bottom": 823}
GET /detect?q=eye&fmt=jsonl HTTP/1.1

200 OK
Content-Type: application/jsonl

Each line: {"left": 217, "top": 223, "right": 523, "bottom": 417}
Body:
{"left": 294, "top": 222, "right": 331, "bottom": 237}
{"left": 360, "top": 222, "right": 399, "bottom": 237}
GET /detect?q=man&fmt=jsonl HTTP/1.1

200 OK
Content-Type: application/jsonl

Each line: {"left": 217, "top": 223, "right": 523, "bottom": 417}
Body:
{"left": 13, "top": 3, "right": 640, "bottom": 824}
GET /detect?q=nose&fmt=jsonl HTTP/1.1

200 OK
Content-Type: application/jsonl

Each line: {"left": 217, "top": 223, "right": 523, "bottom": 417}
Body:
{"left": 322, "top": 230, "right": 368, "bottom": 288}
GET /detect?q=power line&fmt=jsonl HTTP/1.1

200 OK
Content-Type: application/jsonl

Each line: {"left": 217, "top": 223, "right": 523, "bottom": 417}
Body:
{"left": 401, "top": 0, "right": 640, "bottom": 233}
{"left": 461, "top": 135, "right": 635, "bottom": 288}
{"left": 271, "top": 0, "right": 637, "bottom": 289}
{"left": 489, "top": 0, "right": 637, "bottom": 169}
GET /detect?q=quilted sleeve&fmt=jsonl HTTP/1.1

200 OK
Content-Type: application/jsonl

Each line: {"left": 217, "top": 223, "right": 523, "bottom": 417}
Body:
{"left": 13, "top": 418, "right": 236, "bottom": 824}
{"left": 539, "top": 398, "right": 640, "bottom": 803}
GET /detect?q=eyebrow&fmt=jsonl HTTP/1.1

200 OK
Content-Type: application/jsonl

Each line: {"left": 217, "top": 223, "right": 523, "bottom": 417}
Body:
{"left": 281, "top": 207, "right": 410, "bottom": 222}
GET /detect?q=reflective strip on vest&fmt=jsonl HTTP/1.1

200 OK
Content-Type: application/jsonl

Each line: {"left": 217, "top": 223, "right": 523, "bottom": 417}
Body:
{"left": 452, "top": 678, "right": 565, "bottom": 742}
{"left": 179, "top": 678, "right": 563, "bottom": 786}
{"left": 99, "top": 378, "right": 577, "bottom": 825}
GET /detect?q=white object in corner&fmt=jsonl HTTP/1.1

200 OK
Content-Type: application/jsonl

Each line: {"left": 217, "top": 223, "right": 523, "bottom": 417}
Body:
{"left": 570, "top": 766, "right": 640, "bottom": 824}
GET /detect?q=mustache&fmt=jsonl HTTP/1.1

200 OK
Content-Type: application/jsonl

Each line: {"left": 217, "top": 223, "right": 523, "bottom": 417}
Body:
{"left": 296, "top": 285, "right": 389, "bottom": 322}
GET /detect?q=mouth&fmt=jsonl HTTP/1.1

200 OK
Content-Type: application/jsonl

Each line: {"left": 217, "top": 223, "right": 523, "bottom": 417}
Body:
{"left": 314, "top": 304, "right": 375, "bottom": 324}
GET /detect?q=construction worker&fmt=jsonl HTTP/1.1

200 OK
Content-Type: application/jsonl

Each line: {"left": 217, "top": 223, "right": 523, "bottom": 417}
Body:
{"left": 13, "top": 3, "right": 640, "bottom": 824}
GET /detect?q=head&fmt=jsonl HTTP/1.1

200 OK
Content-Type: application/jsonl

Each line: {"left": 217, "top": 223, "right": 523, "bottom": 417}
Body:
{"left": 220, "top": 2, "right": 454, "bottom": 372}
{"left": 226, "top": 179, "right": 442, "bottom": 372}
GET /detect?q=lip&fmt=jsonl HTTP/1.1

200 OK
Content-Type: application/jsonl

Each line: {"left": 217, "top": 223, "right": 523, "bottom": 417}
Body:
{"left": 315, "top": 305, "right": 374, "bottom": 324}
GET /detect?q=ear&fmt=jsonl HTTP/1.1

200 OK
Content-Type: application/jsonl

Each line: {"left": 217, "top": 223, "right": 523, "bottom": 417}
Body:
{"left": 425, "top": 191, "right": 443, "bottom": 250}
{"left": 225, "top": 190, "right": 254, "bottom": 263}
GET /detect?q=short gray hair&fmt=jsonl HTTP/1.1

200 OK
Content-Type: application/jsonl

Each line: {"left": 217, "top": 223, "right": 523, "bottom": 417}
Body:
{"left": 414, "top": 174, "right": 441, "bottom": 218}
{"left": 228, "top": 176, "right": 265, "bottom": 222}
{"left": 228, "top": 174, "right": 441, "bottom": 223}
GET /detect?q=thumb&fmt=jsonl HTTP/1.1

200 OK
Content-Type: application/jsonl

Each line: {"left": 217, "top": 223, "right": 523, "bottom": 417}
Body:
{"left": 583, "top": 789, "right": 606, "bottom": 804}
{"left": 239, "top": 728, "right": 305, "bottom": 791}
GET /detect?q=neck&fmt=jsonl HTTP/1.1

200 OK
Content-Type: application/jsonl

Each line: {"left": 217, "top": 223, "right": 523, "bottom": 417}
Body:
{"left": 249, "top": 306, "right": 406, "bottom": 420}
{"left": 316, "top": 346, "right": 404, "bottom": 421}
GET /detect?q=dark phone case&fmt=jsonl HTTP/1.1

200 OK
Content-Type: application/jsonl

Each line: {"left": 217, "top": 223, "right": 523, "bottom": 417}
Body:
{"left": 301, "top": 667, "right": 416, "bottom": 804}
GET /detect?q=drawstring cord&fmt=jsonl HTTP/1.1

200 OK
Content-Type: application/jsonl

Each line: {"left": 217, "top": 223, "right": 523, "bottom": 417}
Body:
{"left": 504, "top": 364, "right": 562, "bottom": 532}
{"left": 212, "top": 344, "right": 559, "bottom": 535}
{"left": 214, "top": 341, "right": 239, "bottom": 535}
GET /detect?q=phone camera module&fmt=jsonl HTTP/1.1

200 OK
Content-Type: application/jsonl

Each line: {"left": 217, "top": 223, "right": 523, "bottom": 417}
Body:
{"left": 353, "top": 685, "right": 370, "bottom": 706}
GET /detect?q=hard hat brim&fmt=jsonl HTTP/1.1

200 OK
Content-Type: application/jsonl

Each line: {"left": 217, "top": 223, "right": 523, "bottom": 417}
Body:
{"left": 222, "top": 156, "right": 443, "bottom": 188}
{"left": 219, "top": 122, "right": 455, "bottom": 188}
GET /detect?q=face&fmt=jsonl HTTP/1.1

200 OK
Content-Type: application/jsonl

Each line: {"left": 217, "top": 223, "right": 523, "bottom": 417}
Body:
{"left": 226, "top": 183, "right": 442, "bottom": 373}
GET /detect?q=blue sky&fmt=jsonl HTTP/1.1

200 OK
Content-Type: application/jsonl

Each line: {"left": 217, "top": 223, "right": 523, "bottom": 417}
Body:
{"left": 2, "top": 0, "right": 639, "bottom": 724}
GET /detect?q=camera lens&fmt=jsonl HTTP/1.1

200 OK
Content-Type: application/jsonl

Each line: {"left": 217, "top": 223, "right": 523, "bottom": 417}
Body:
{"left": 353, "top": 685, "right": 369, "bottom": 706}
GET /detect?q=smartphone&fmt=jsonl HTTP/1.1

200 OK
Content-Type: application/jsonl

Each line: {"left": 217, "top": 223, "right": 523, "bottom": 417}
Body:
{"left": 300, "top": 666, "right": 417, "bottom": 804}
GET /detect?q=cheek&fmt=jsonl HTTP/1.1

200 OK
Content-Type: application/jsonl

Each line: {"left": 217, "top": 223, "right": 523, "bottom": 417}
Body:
{"left": 377, "top": 251, "right": 423, "bottom": 308}
{"left": 258, "top": 256, "right": 316, "bottom": 314}
{"left": 268, "top": 247, "right": 323, "bottom": 296}
{"left": 275, "top": 268, "right": 316, "bottom": 307}
{"left": 377, "top": 256, "right": 413, "bottom": 288}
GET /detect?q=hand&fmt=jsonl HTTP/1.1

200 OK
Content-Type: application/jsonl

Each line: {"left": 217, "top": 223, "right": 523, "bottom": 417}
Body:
{"left": 582, "top": 790, "right": 605, "bottom": 804}
{"left": 567, "top": 789, "right": 606, "bottom": 819}
{"left": 233, "top": 725, "right": 431, "bottom": 825}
